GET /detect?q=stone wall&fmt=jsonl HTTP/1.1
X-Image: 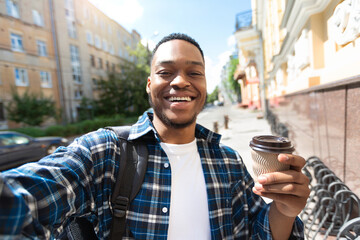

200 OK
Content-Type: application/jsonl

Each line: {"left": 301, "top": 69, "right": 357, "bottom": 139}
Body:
{"left": 269, "top": 75, "right": 360, "bottom": 197}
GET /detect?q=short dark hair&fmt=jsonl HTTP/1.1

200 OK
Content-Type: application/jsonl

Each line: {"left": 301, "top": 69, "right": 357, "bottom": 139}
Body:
{"left": 152, "top": 33, "right": 204, "bottom": 61}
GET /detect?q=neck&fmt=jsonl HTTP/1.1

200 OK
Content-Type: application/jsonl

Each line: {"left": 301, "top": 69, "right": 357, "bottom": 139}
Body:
{"left": 152, "top": 116, "right": 196, "bottom": 144}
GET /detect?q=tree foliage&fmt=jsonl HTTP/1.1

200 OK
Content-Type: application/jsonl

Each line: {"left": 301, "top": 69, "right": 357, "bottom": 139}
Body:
{"left": 207, "top": 86, "right": 219, "bottom": 103}
{"left": 227, "top": 56, "right": 242, "bottom": 103}
{"left": 6, "top": 89, "right": 56, "bottom": 126}
{"left": 95, "top": 43, "right": 151, "bottom": 116}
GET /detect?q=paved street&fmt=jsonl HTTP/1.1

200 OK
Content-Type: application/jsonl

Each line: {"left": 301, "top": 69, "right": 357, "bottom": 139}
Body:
{"left": 197, "top": 104, "right": 272, "bottom": 178}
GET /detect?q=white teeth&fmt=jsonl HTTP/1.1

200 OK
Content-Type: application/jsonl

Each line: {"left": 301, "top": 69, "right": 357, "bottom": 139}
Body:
{"left": 168, "top": 96, "right": 192, "bottom": 102}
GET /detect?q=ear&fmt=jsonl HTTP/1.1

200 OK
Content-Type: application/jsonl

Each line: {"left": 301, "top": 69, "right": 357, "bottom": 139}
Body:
{"left": 146, "top": 76, "right": 151, "bottom": 93}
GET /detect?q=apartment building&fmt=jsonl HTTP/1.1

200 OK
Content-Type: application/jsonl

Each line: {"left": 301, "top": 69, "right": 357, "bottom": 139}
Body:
{"left": 0, "top": 0, "right": 141, "bottom": 128}
{"left": 0, "top": 0, "right": 60, "bottom": 129}
{"left": 53, "top": 0, "right": 141, "bottom": 122}
{"left": 234, "top": 0, "right": 360, "bottom": 196}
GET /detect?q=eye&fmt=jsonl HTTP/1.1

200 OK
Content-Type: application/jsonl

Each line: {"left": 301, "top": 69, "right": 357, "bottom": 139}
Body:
{"left": 157, "top": 71, "right": 172, "bottom": 77}
{"left": 189, "top": 72, "right": 203, "bottom": 77}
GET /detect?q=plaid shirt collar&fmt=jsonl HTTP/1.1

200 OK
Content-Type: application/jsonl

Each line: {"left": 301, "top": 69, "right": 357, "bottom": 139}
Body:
{"left": 128, "top": 111, "right": 222, "bottom": 144}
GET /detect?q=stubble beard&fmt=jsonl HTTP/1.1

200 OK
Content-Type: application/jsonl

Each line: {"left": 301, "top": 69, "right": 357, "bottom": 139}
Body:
{"left": 148, "top": 93, "right": 202, "bottom": 129}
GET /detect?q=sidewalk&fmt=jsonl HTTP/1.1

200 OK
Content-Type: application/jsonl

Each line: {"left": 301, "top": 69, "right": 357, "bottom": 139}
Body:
{"left": 207, "top": 105, "right": 272, "bottom": 178}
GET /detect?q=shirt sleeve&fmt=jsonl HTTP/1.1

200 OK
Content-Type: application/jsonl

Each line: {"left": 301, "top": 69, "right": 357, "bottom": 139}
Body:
{"left": 0, "top": 129, "right": 118, "bottom": 239}
{"left": 232, "top": 152, "right": 305, "bottom": 239}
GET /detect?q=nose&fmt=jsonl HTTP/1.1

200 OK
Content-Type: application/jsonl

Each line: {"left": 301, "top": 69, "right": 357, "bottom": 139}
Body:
{"left": 170, "top": 73, "right": 190, "bottom": 89}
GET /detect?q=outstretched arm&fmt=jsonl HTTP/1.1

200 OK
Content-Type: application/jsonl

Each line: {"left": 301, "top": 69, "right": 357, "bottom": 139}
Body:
{"left": 252, "top": 154, "right": 310, "bottom": 240}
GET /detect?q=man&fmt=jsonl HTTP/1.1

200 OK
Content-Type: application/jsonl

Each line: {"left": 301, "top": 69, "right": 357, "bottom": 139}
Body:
{"left": 0, "top": 33, "right": 310, "bottom": 239}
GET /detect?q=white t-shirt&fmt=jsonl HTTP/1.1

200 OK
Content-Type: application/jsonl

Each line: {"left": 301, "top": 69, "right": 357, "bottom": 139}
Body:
{"left": 160, "top": 139, "right": 211, "bottom": 240}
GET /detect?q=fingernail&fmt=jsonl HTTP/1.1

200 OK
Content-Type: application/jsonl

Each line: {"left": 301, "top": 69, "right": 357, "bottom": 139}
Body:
{"left": 252, "top": 187, "right": 260, "bottom": 194}
{"left": 257, "top": 175, "right": 267, "bottom": 183}
{"left": 254, "top": 183, "right": 263, "bottom": 190}
{"left": 280, "top": 154, "right": 289, "bottom": 161}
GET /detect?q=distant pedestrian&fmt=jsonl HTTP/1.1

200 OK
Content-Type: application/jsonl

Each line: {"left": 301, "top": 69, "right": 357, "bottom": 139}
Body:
{"left": 0, "top": 33, "right": 310, "bottom": 239}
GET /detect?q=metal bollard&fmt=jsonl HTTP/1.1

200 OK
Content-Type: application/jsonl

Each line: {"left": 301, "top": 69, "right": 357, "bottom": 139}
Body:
{"left": 224, "top": 115, "right": 229, "bottom": 129}
{"left": 213, "top": 121, "right": 218, "bottom": 133}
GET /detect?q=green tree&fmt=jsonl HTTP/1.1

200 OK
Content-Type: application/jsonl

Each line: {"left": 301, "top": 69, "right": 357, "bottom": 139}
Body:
{"left": 77, "top": 97, "right": 95, "bottom": 121}
{"left": 207, "top": 86, "right": 219, "bottom": 103}
{"left": 95, "top": 43, "right": 151, "bottom": 116}
{"left": 227, "top": 56, "right": 241, "bottom": 103}
{"left": 6, "top": 89, "right": 56, "bottom": 126}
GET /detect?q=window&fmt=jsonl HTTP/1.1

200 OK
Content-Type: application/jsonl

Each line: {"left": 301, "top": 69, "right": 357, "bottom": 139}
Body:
{"left": 6, "top": 0, "right": 19, "bottom": 18}
{"left": 32, "top": 10, "right": 44, "bottom": 27}
{"left": 118, "top": 48, "right": 123, "bottom": 57}
{"left": 86, "top": 31, "right": 93, "bottom": 45}
{"left": 94, "top": 35, "right": 101, "bottom": 48}
{"left": 37, "top": 40, "right": 47, "bottom": 56}
{"left": 72, "top": 65, "right": 82, "bottom": 83}
{"left": 65, "top": 0, "right": 75, "bottom": 18}
{"left": 92, "top": 78, "right": 98, "bottom": 89}
{"left": 94, "top": 14, "right": 98, "bottom": 26}
{"left": 67, "top": 19, "right": 77, "bottom": 39}
{"left": 70, "top": 45, "right": 79, "bottom": 62}
{"left": 83, "top": 7, "right": 89, "bottom": 19}
{"left": 14, "top": 68, "right": 29, "bottom": 86}
{"left": 70, "top": 45, "right": 82, "bottom": 83}
{"left": 0, "top": 102, "right": 5, "bottom": 121}
{"left": 10, "top": 33, "right": 24, "bottom": 52}
{"left": 108, "top": 25, "right": 112, "bottom": 34}
{"left": 98, "top": 58, "right": 103, "bottom": 69}
{"left": 74, "top": 89, "right": 83, "bottom": 99}
{"left": 90, "top": 54, "right": 95, "bottom": 67}
{"left": 40, "top": 71, "right": 52, "bottom": 88}
{"left": 102, "top": 39, "right": 108, "bottom": 52}
{"left": 112, "top": 63, "right": 115, "bottom": 72}
{"left": 106, "top": 61, "right": 109, "bottom": 71}
{"left": 109, "top": 43, "right": 114, "bottom": 55}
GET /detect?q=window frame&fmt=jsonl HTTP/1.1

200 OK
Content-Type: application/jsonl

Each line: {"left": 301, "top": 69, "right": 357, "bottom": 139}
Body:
{"left": 32, "top": 9, "right": 44, "bottom": 27}
{"left": 70, "top": 45, "right": 82, "bottom": 84}
{"left": 86, "top": 31, "right": 93, "bottom": 45}
{"left": 36, "top": 40, "right": 47, "bottom": 56}
{"left": 10, "top": 33, "right": 24, "bottom": 52}
{"left": 40, "top": 71, "right": 52, "bottom": 88}
{"left": 6, "top": 0, "right": 19, "bottom": 18}
{"left": 14, "top": 68, "right": 29, "bottom": 87}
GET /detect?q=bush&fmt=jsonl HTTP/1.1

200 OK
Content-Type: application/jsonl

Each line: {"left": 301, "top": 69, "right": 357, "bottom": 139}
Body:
{"left": 10, "top": 115, "right": 136, "bottom": 138}
{"left": 12, "top": 127, "right": 46, "bottom": 137}
{"left": 45, "top": 125, "right": 67, "bottom": 137}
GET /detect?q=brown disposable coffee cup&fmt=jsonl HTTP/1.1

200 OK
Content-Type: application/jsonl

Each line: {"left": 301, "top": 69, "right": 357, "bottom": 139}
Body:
{"left": 249, "top": 135, "right": 295, "bottom": 180}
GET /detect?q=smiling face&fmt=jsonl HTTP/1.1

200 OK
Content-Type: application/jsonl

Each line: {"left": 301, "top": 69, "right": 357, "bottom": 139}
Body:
{"left": 147, "top": 39, "right": 207, "bottom": 130}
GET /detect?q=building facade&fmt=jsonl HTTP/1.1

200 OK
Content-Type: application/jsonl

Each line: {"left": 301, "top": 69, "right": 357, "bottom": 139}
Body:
{"left": 53, "top": 0, "right": 141, "bottom": 122}
{"left": 234, "top": 0, "right": 360, "bottom": 196}
{"left": 0, "top": 0, "right": 60, "bottom": 129}
{"left": 0, "top": 0, "right": 141, "bottom": 128}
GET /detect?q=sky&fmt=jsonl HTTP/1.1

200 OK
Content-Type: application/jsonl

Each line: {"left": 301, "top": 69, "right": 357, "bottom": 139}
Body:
{"left": 88, "top": 0, "right": 252, "bottom": 93}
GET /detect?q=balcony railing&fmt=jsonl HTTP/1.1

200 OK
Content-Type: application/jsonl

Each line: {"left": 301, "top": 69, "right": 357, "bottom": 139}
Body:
{"left": 235, "top": 10, "right": 253, "bottom": 31}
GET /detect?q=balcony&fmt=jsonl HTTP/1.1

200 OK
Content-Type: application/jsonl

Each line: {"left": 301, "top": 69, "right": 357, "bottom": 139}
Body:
{"left": 235, "top": 10, "right": 253, "bottom": 31}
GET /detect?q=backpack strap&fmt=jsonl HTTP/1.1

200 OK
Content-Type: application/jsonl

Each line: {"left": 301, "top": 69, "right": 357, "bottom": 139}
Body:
{"left": 106, "top": 126, "right": 148, "bottom": 239}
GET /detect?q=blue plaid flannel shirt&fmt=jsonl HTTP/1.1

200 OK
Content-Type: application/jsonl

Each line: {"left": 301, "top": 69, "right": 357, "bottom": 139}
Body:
{"left": 0, "top": 111, "right": 304, "bottom": 239}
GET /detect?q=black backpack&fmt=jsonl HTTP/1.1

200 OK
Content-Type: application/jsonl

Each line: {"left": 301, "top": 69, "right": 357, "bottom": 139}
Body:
{"left": 63, "top": 126, "right": 148, "bottom": 239}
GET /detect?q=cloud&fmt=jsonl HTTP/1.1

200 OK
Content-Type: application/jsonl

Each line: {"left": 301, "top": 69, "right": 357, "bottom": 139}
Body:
{"left": 88, "top": 0, "right": 144, "bottom": 29}
{"left": 227, "top": 35, "right": 236, "bottom": 48}
{"left": 205, "top": 51, "right": 232, "bottom": 93}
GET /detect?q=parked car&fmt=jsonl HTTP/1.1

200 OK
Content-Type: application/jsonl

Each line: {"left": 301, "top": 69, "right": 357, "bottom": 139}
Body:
{"left": 0, "top": 131, "right": 69, "bottom": 171}
{"left": 214, "top": 100, "right": 224, "bottom": 106}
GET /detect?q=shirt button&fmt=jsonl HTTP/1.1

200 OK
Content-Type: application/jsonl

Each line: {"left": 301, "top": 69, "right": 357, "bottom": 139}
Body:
{"left": 162, "top": 207, "right": 168, "bottom": 213}
{"left": 164, "top": 163, "right": 169, "bottom": 168}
